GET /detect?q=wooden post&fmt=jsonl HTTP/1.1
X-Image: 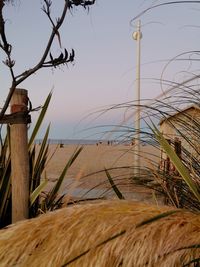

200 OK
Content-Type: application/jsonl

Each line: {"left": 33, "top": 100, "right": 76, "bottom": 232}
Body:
{"left": 10, "top": 89, "right": 29, "bottom": 223}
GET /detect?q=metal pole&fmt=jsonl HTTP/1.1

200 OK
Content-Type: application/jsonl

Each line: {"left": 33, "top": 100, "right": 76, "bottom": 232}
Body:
{"left": 133, "top": 20, "right": 142, "bottom": 176}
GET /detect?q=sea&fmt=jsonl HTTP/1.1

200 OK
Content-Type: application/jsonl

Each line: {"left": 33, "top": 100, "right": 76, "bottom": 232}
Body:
{"left": 34, "top": 139, "right": 118, "bottom": 145}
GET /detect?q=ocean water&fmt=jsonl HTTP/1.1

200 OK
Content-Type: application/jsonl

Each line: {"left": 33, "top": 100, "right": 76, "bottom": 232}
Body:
{"left": 34, "top": 139, "right": 116, "bottom": 145}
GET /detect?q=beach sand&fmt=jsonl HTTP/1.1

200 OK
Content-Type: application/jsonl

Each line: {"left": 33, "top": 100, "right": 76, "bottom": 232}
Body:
{"left": 41, "top": 143, "right": 161, "bottom": 204}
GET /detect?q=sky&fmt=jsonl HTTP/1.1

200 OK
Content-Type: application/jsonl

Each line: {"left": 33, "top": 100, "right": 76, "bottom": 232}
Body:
{"left": 1, "top": 0, "right": 200, "bottom": 139}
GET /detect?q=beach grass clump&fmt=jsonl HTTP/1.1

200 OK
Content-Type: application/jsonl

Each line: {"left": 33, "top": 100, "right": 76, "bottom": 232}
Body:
{"left": 0, "top": 200, "right": 199, "bottom": 266}
{"left": 95, "top": 85, "right": 200, "bottom": 211}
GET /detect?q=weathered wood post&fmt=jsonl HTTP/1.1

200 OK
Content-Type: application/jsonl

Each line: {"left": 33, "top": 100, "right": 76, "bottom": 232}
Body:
{"left": 10, "top": 88, "right": 30, "bottom": 223}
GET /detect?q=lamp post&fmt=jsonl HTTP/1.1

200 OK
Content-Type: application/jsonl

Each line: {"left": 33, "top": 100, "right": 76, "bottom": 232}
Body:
{"left": 132, "top": 20, "right": 142, "bottom": 176}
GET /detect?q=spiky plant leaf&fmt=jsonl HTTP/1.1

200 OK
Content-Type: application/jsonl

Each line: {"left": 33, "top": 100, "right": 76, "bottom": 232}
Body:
{"left": 32, "top": 125, "right": 50, "bottom": 180}
{"left": 0, "top": 157, "right": 11, "bottom": 220}
{"left": 29, "top": 125, "right": 50, "bottom": 194}
{"left": 28, "top": 91, "right": 52, "bottom": 149}
{"left": 30, "top": 179, "right": 48, "bottom": 206}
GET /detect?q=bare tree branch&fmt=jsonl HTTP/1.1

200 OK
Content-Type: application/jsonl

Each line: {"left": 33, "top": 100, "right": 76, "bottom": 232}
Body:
{"left": 0, "top": 0, "right": 95, "bottom": 119}
{"left": 15, "top": 0, "right": 69, "bottom": 85}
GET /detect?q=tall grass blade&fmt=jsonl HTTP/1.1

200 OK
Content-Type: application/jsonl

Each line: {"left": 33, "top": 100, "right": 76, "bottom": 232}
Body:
{"left": 105, "top": 168, "right": 125, "bottom": 199}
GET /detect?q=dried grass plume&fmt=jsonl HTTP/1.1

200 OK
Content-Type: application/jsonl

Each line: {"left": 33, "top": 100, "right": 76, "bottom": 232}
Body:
{"left": 0, "top": 200, "right": 199, "bottom": 266}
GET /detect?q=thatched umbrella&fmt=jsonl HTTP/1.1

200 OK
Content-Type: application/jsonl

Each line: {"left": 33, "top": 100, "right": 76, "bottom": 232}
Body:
{"left": 0, "top": 200, "right": 199, "bottom": 266}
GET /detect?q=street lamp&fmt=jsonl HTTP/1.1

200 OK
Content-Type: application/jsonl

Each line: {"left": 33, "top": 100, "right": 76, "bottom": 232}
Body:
{"left": 132, "top": 20, "right": 142, "bottom": 176}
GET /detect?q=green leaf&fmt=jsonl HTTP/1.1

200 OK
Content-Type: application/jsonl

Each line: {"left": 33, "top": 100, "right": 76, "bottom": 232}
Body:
{"left": 105, "top": 169, "right": 125, "bottom": 199}
{"left": 30, "top": 125, "right": 50, "bottom": 192}
{"left": 33, "top": 125, "right": 50, "bottom": 176}
{"left": 28, "top": 91, "right": 52, "bottom": 149}
{"left": 30, "top": 179, "right": 48, "bottom": 206}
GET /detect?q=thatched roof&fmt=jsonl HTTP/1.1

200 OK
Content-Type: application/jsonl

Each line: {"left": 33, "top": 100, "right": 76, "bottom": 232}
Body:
{"left": 159, "top": 104, "right": 200, "bottom": 126}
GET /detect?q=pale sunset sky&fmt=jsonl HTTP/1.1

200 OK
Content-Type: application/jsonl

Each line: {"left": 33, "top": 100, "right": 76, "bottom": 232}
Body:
{"left": 1, "top": 0, "right": 200, "bottom": 139}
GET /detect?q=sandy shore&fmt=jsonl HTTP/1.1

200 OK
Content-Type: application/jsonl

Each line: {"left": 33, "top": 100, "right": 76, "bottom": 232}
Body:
{"left": 40, "top": 143, "right": 161, "bottom": 203}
